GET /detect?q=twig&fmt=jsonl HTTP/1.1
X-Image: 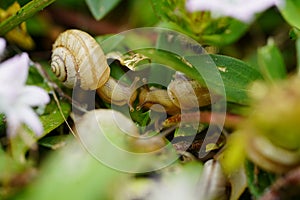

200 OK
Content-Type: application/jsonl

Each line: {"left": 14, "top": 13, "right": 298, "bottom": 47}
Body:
{"left": 163, "top": 111, "right": 243, "bottom": 129}
{"left": 33, "top": 62, "right": 77, "bottom": 137}
{"left": 0, "top": 0, "right": 56, "bottom": 36}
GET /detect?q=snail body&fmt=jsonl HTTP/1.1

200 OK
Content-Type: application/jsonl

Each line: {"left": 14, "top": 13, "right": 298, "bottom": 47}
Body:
{"left": 96, "top": 77, "right": 138, "bottom": 110}
{"left": 137, "top": 86, "right": 181, "bottom": 115}
{"left": 137, "top": 73, "right": 212, "bottom": 114}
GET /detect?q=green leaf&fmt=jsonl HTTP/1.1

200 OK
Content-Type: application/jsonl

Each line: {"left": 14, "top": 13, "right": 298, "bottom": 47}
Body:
{"left": 128, "top": 0, "right": 159, "bottom": 27}
{"left": 0, "top": 0, "right": 56, "bottom": 36}
{"left": 187, "top": 54, "right": 263, "bottom": 105}
{"left": 200, "top": 20, "right": 249, "bottom": 46}
{"left": 85, "top": 0, "right": 121, "bottom": 20}
{"left": 18, "top": 138, "right": 128, "bottom": 200}
{"left": 40, "top": 99, "right": 71, "bottom": 136}
{"left": 0, "top": 114, "right": 5, "bottom": 135}
{"left": 257, "top": 39, "right": 287, "bottom": 81}
{"left": 38, "top": 135, "right": 69, "bottom": 150}
{"left": 129, "top": 109, "right": 151, "bottom": 127}
{"left": 134, "top": 49, "right": 263, "bottom": 105}
{"left": 27, "top": 66, "right": 50, "bottom": 90}
{"left": 279, "top": 0, "right": 300, "bottom": 29}
{"left": 245, "top": 160, "right": 276, "bottom": 198}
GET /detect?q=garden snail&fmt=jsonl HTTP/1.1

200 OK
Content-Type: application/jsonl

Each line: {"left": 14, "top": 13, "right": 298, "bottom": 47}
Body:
{"left": 137, "top": 86, "right": 181, "bottom": 115}
{"left": 51, "top": 29, "right": 137, "bottom": 107}
{"left": 167, "top": 72, "right": 211, "bottom": 110}
{"left": 51, "top": 29, "right": 110, "bottom": 90}
{"left": 96, "top": 77, "right": 138, "bottom": 110}
{"left": 137, "top": 72, "right": 212, "bottom": 114}
{"left": 51, "top": 29, "right": 213, "bottom": 113}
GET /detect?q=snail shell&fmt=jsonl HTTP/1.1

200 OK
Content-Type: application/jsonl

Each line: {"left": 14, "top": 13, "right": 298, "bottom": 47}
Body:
{"left": 167, "top": 75, "right": 211, "bottom": 110}
{"left": 246, "top": 133, "right": 300, "bottom": 173}
{"left": 137, "top": 86, "right": 181, "bottom": 115}
{"left": 51, "top": 29, "right": 110, "bottom": 90}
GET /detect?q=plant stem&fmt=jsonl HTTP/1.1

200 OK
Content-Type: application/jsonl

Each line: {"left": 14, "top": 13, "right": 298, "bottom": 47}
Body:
{"left": 0, "top": 0, "right": 56, "bottom": 36}
{"left": 163, "top": 111, "right": 243, "bottom": 129}
{"left": 297, "top": 38, "right": 300, "bottom": 76}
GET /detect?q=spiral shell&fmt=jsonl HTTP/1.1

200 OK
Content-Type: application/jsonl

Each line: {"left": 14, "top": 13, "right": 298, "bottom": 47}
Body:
{"left": 51, "top": 29, "right": 110, "bottom": 90}
{"left": 246, "top": 133, "right": 300, "bottom": 173}
{"left": 167, "top": 78, "right": 211, "bottom": 110}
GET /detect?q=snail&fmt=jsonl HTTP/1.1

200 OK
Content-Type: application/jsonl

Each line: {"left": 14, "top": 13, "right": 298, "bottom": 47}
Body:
{"left": 137, "top": 72, "right": 212, "bottom": 114}
{"left": 51, "top": 29, "right": 137, "bottom": 108}
{"left": 167, "top": 72, "right": 211, "bottom": 110}
{"left": 51, "top": 29, "right": 110, "bottom": 90}
{"left": 197, "top": 159, "right": 230, "bottom": 200}
{"left": 96, "top": 77, "right": 138, "bottom": 110}
{"left": 137, "top": 86, "right": 181, "bottom": 115}
{"left": 246, "top": 133, "right": 300, "bottom": 173}
{"left": 51, "top": 29, "right": 214, "bottom": 113}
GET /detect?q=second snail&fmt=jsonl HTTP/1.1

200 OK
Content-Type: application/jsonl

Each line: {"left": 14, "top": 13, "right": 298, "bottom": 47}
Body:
{"left": 50, "top": 29, "right": 214, "bottom": 115}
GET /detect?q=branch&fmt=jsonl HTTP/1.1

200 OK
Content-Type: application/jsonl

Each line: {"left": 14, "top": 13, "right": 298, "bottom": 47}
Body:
{"left": 0, "top": 0, "right": 56, "bottom": 36}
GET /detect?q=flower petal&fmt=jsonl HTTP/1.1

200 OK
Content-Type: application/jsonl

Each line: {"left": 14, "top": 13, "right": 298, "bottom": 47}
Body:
{"left": 19, "top": 86, "right": 50, "bottom": 107}
{"left": 6, "top": 111, "right": 21, "bottom": 137}
{"left": 0, "top": 38, "right": 6, "bottom": 57}
{"left": 0, "top": 53, "right": 30, "bottom": 86}
{"left": 17, "top": 106, "right": 44, "bottom": 136}
{"left": 6, "top": 104, "right": 44, "bottom": 137}
{"left": 186, "top": 0, "right": 283, "bottom": 22}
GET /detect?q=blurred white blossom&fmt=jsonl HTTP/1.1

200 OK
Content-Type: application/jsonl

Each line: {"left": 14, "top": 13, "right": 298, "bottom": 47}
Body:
{"left": 186, "top": 0, "right": 284, "bottom": 22}
{"left": 145, "top": 160, "right": 229, "bottom": 200}
{"left": 0, "top": 38, "right": 50, "bottom": 137}
{"left": 145, "top": 175, "right": 198, "bottom": 200}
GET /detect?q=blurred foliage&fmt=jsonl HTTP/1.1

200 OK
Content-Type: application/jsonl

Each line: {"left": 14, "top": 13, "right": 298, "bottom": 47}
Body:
{"left": 85, "top": 0, "right": 121, "bottom": 20}
{"left": 257, "top": 39, "right": 287, "bottom": 81}
{"left": 151, "top": 0, "right": 249, "bottom": 46}
{"left": 279, "top": 0, "right": 300, "bottom": 29}
{"left": 0, "top": 0, "right": 300, "bottom": 200}
{"left": 14, "top": 137, "right": 128, "bottom": 200}
{"left": 245, "top": 160, "right": 276, "bottom": 198}
{"left": 0, "top": 2, "right": 34, "bottom": 49}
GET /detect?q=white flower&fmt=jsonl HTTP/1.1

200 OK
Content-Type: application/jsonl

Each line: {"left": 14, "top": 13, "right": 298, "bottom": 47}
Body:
{"left": 186, "top": 0, "right": 284, "bottom": 23}
{"left": 0, "top": 39, "right": 50, "bottom": 137}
